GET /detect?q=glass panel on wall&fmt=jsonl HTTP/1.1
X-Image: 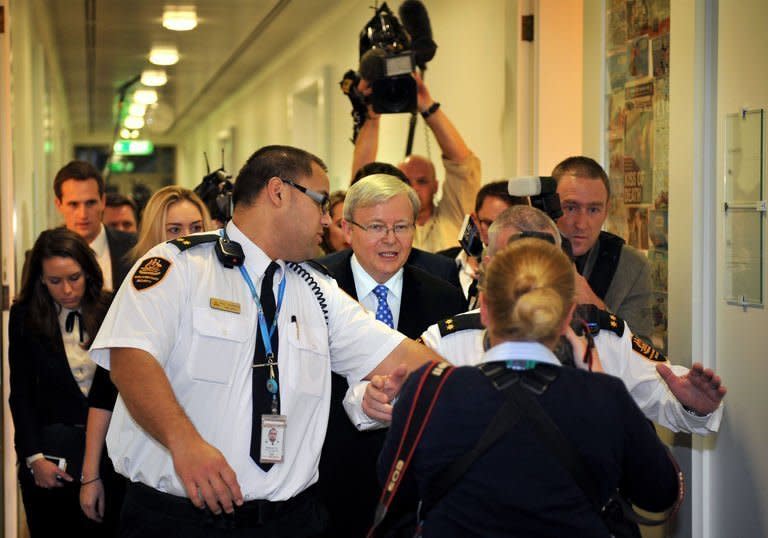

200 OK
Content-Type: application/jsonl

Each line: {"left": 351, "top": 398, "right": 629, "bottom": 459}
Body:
{"left": 724, "top": 109, "right": 764, "bottom": 307}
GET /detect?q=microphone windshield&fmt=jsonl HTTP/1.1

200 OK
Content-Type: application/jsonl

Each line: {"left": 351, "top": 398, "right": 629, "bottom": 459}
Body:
{"left": 507, "top": 176, "right": 558, "bottom": 197}
{"left": 398, "top": 0, "right": 437, "bottom": 68}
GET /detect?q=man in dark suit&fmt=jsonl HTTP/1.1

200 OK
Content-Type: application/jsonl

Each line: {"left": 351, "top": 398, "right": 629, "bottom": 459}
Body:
{"left": 23, "top": 161, "right": 136, "bottom": 290}
{"left": 315, "top": 173, "right": 466, "bottom": 537}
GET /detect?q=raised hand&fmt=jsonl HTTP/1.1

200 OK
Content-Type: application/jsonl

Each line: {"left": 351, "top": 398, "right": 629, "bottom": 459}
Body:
{"left": 657, "top": 362, "right": 726, "bottom": 415}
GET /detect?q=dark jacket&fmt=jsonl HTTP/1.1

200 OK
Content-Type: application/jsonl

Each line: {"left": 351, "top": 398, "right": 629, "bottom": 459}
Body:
{"left": 316, "top": 249, "right": 467, "bottom": 537}
{"left": 8, "top": 302, "right": 90, "bottom": 460}
{"left": 380, "top": 363, "right": 679, "bottom": 537}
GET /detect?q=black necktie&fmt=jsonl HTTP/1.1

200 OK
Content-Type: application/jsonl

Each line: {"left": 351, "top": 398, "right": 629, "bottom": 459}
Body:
{"left": 251, "top": 261, "right": 280, "bottom": 470}
{"left": 65, "top": 311, "right": 84, "bottom": 343}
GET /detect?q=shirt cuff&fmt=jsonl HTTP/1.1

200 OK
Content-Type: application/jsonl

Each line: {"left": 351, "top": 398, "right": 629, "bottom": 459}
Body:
{"left": 26, "top": 453, "right": 44, "bottom": 467}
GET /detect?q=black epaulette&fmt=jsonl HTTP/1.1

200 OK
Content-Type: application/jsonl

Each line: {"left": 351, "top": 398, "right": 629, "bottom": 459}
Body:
{"left": 438, "top": 311, "right": 483, "bottom": 337}
{"left": 168, "top": 233, "right": 219, "bottom": 252}
{"left": 596, "top": 310, "right": 625, "bottom": 337}
{"left": 303, "top": 259, "right": 332, "bottom": 277}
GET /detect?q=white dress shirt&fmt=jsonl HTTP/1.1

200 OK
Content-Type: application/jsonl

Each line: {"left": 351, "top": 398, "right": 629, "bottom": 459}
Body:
{"left": 90, "top": 224, "right": 114, "bottom": 290}
{"left": 350, "top": 254, "right": 404, "bottom": 328}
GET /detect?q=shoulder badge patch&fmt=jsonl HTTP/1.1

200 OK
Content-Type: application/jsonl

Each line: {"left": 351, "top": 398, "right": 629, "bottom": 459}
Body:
{"left": 438, "top": 311, "right": 483, "bottom": 337}
{"left": 631, "top": 335, "right": 667, "bottom": 362}
{"left": 168, "top": 233, "right": 219, "bottom": 252}
{"left": 132, "top": 257, "right": 171, "bottom": 291}
{"left": 597, "top": 310, "right": 625, "bottom": 337}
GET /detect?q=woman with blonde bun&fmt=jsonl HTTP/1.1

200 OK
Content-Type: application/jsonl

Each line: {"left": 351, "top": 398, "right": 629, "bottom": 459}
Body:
{"left": 379, "top": 238, "right": 680, "bottom": 537}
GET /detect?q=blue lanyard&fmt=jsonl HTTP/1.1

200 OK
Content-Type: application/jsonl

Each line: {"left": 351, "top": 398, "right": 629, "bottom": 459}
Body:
{"left": 238, "top": 264, "right": 286, "bottom": 361}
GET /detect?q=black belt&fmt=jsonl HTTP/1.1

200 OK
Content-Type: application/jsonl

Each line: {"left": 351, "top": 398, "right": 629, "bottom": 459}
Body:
{"left": 126, "top": 481, "right": 318, "bottom": 529}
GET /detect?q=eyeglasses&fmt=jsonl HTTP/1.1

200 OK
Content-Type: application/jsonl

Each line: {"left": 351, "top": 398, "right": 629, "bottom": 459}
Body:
{"left": 348, "top": 220, "right": 415, "bottom": 239}
{"left": 280, "top": 178, "right": 330, "bottom": 214}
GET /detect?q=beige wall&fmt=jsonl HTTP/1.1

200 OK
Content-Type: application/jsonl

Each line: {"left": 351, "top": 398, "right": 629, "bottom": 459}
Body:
{"left": 710, "top": 0, "right": 768, "bottom": 535}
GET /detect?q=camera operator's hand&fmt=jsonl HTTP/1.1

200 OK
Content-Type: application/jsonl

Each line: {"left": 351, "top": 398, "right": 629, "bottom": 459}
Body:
{"left": 356, "top": 79, "right": 381, "bottom": 121}
{"left": 413, "top": 70, "right": 435, "bottom": 114}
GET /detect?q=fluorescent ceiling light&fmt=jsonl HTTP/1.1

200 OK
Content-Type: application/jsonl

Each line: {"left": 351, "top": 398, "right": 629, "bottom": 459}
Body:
{"left": 141, "top": 69, "right": 168, "bottom": 87}
{"left": 149, "top": 45, "right": 179, "bottom": 66}
{"left": 133, "top": 89, "right": 158, "bottom": 105}
{"left": 129, "top": 103, "right": 147, "bottom": 117}
{"left": 124, "top": 115, "right": 145, "bottom": 130}
{"left": 162, "top": 5, "right": 198, "bottom": 31}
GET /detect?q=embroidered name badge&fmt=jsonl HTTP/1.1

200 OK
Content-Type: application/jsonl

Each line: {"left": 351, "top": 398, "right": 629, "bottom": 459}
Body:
{"left": 132, "top": 257, "right": 171, "bottom": 291}
{"left": 631, "top": 335, "right": 667, "bottom": 362}
{"left": 210, "top": 297, "right": 241, "bottom": 314}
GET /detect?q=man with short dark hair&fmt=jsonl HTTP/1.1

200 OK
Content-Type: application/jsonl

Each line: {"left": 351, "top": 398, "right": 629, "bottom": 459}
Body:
{"left": 90, "top": 145, "right": 439, "bottom": 537}
{"left": 553, "top": 156, "right": 653, "bottom": 340}
{"left": 23, "top": 161, "right": 135, "bottom": 290}
{"left": 352, "top": 74, "right": 481, "bottom": 252}
{"left": 103, "top": 193, "right": 138, "bottom": 234}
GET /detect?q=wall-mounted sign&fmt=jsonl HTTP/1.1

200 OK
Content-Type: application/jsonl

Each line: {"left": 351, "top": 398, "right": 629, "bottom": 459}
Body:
{"left": 113, "top": 140, "right": 154, "bottom": 155}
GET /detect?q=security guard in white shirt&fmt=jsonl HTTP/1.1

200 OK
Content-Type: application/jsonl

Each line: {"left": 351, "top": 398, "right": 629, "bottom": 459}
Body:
{"left": 90, "top": 145, "right": 439, "bottom": 538}
{"left": 346, "top": 308, "right": 724, "bottom": 435}
{"left": 350, "top": 205, "right": 726, "bottom": 435}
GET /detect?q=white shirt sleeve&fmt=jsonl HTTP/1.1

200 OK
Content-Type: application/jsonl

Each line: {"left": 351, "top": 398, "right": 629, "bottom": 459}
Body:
{"left": 596, "top": 322, "right": 723, "bottom": 434}
{"left": 90, "top": 244, "right": 187, "bottom": 369}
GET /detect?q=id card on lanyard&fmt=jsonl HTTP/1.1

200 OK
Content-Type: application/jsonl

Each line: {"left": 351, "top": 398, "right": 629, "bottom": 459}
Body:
{"left": 239, "top": 263, "right": 288, "bottom": 463}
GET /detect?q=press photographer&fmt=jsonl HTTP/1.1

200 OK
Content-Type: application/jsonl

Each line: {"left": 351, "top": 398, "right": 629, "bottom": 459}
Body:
{"left": 345, "top": 1, "right": 481, "bottom": 253}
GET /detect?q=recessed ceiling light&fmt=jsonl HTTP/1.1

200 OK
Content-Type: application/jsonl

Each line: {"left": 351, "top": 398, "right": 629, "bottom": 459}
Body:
{"left": 133, "top": 89, "right": 158, "bottom": 105}
{"left": 124, "top": 115, "right": 145, "bottom": 130}
{"left": 141, "top": 69, "right": 168, "bottom": 87}
{"left": 162, "top": 5, "right": 198, "bottom": 31}
{"left": 129, "top": 103, "right": 147, "bottom": 117}
{"left": 119, "top": 128, "right": 132, "bottom": 139}
{"left": 149, "top": 45, "right": 179, "bottom": 66}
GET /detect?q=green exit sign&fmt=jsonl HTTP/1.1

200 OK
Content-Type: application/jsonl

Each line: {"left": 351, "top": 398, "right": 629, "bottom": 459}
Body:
{"left": 113, "top": 140, "right": 154, "bottom": 155}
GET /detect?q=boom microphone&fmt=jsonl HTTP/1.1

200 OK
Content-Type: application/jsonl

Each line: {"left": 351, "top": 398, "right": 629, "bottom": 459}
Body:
{"left": 508, "top": 176, "right": 558, "bottom": 197}
{"left": 398, "top": 0, "right": 437, "bottom": 69}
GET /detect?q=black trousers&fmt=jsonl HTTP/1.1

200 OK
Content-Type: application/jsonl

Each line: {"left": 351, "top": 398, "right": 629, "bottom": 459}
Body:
{"left": 18, "top": 465, "right": 102, "bottom": 538}
{"left": 18, "top": 458, "right": 125, "bottom": 537}
{"left": 118, "top": 482, "right": 328, "bottom": 538}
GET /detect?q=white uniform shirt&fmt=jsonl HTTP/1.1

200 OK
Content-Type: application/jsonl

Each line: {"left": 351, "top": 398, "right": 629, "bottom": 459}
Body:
{"left": 350, "top": 254, "right": 403, "bottom": 328}
{"left": 345, "top": 310, "right": 723, "bottom": 435}
{"left": 91, "top": 221, "right": 405, "bottom": 501}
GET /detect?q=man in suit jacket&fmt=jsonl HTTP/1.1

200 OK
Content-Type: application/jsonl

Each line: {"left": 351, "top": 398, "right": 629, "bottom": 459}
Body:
{"left": 315, "top": 173, "right": 466, "bottom": 538}
{"left": 552, "top": 156, "right": 653, "bottom": 340}
{"left": 23, "top": 161, "right": 136, "bottom": 290}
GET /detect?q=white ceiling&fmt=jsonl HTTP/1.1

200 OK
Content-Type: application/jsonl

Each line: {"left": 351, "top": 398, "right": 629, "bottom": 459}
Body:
{"left": 48, "top": 0, "right": 338, "bottom": 140}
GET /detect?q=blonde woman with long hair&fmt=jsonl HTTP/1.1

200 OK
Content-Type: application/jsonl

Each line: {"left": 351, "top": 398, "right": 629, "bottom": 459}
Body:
{"left": 129, "top": 186, "right": 214, "bottom": 262}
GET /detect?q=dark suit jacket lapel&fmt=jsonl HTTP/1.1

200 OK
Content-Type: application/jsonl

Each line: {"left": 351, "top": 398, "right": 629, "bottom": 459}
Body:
{"left": 323, "top": 250, "right": 359, "bottom": 301}
{"left": 396, "top": 266, "right": 424, "bottom": 339}
{"left": 105, "top": 227, "right": 136, "bottom": 289}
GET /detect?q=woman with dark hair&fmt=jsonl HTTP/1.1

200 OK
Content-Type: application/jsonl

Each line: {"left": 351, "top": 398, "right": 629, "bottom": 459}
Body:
{"left": 9, "top": 228, "right": 117, "bottom": 536}
{"left": 378, "top": 238, "right": 681, "bottom": 536}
